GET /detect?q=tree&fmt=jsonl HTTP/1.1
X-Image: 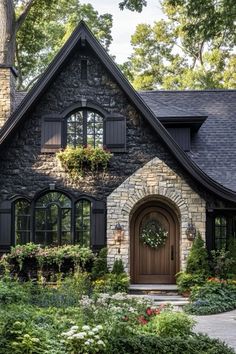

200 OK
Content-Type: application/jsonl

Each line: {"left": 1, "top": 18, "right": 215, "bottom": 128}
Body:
{"left": 121, "top": 0, "right": 236, "bottom": 89}
{"left": 0, "top": 0, "right": 112, "bottom": 90}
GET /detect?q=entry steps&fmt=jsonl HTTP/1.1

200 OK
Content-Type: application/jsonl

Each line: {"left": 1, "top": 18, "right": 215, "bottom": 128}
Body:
{"left": 129, "top": 284, "right": 189, "bottom": 308}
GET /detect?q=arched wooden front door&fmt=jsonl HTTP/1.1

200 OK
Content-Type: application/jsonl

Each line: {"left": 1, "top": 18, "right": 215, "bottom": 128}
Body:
{"left": 131, "top": 202, "right": 179, "bottom": 284}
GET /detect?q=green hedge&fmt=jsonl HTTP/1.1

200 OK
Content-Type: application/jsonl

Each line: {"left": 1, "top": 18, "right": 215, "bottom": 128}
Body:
{"left": 107, "top": 334, "right": 234, "bottom": 354}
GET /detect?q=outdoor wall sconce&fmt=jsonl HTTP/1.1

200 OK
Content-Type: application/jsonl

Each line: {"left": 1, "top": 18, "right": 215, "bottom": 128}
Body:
{"left": 186, "top": 220, "right": 196, "bottom": 241}
{"left": 114, "top": 223, "right": 125, "bottom": 243}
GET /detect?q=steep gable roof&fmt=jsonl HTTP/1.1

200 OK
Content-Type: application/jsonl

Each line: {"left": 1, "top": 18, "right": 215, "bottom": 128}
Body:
{"left": 0, "top": 21, "right": 235, "bottom": 202}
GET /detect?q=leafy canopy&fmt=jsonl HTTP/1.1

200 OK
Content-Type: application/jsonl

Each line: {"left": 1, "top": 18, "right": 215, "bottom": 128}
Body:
{"left": 14, "top": 0, "right": 113, "bottom": 89}
{"left": 121, "top": 0, "right": 236, "bottom": 89}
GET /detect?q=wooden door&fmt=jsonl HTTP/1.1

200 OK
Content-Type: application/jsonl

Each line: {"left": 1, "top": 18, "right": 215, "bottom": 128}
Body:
{"left": 131, "top": 204, "right": 179, "bottom": 284}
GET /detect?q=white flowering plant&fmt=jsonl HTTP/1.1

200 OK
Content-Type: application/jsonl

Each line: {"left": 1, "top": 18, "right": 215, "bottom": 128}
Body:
{"left": 61, "top": 324, "right": 106, "bottom": 354}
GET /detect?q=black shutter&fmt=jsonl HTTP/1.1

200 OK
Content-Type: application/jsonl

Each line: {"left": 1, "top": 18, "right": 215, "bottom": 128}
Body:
{"left": 105, "top": 115, "right": 126, "bottom": 152}
{"left": 0, "top": 201, "right": 12, "bottom": 252}
{"left": 41, "top": 116, "right": 62, "bottom": 153}
{"left": 92, "top": 200, "right": 106, "bottom": 250}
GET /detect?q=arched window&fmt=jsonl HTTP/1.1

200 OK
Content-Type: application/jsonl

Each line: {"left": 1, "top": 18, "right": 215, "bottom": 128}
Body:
{"left": 67, "top": 109, "right": 103, "bottom": 148}
{"left": 15, "top": 199, "right": 31, "bottom": 244}
{"left": 75, "top": 199, "right": 91, "bottom": 247}
{"left": 35, "top": 192, "right": 72, "bottom": 246}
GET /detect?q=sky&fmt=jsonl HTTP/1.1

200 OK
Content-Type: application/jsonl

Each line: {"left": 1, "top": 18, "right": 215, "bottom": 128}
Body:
{"left": 80, "top": 0, "right": 164, "bottom": 63}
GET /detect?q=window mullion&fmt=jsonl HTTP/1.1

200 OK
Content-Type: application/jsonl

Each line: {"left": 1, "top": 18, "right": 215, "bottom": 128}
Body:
{"left": 83, "top": 110, "right": 87, "bottom": 146}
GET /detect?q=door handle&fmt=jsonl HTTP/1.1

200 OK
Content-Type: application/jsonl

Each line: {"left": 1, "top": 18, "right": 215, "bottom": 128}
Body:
{"left": 171, "top": 245, "right": 174, "bottom": 261}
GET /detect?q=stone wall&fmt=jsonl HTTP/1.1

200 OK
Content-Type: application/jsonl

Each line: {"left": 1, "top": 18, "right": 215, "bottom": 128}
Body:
{"left": 107, "top": 157, "right": 206, "bottom": 273}
{"left": 0, "top": 46, "right": 201, "bottom": 204}
{"left": 0, "top": 67, "right": 15, "bottom": 128}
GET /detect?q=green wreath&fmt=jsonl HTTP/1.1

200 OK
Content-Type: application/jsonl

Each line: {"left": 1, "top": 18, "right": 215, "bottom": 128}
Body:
{"left": 140, "top": 219, "right": 168, "bottom": 248}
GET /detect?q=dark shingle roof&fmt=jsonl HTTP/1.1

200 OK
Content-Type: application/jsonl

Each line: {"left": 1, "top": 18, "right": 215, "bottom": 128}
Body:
{"left": 140, "top": 90, "right": 236, "bottom": 192}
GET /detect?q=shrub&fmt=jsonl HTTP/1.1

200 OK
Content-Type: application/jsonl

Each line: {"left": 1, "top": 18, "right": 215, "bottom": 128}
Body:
{"left": 228, "top": 238, "right": 236, "bottom": 278}
{"left": 145, "top": 311, "right": 195, "bottom": 338}
{"left": 112, "top": 259, "right": 125, "bottom": 275}
{"left": 106, "top": 334, "right": 234, "bottom": 354}
{"left": 186, "top": 232, "right": 210, "bottom": 276}
{"left": 1, "top": 243, "right": 94, "bottom": 280}
{"left": 91, "top": 248, "right": 108, "bottom": 279}
{"left": 0, "top": 278, "right": 30, "bottom": 304}
{"left": 210, "top": 247, "right": 235, "bottom": 280}
{"left": 185, "top": 279, "right": 236, "bottom": 315}
{"left": 93, "top": 273, "right": 130, "bottom": 294}
{"left": 176, "top": 272, "right": 205, "bottom": 294}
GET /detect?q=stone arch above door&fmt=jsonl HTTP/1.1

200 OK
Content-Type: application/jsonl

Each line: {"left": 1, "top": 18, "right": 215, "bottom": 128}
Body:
{"left": 107, "top": 157, "right": 206, "bottom": 274}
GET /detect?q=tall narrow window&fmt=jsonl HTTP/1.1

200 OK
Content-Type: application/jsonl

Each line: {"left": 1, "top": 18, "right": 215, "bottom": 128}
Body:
{"left": 66, "top": 110, "right": 103, "bottom": 148}
{"left": 214, "top": 216, "right": 227, "bottom": 249}
{"left": 81, "top": 59, "right": 88, "bottom": 80}
{"left": 35, "top": 192, "right": 72, "bottom": 246}
{"left": 15, "top": 199, "right": 31, "bottom": 244}
{"left": 76, "top": 199, "right": 91, "bottom": 247}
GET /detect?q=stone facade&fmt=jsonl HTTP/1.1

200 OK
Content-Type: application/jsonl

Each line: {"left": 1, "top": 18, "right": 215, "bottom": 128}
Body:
{"left": 0, "top": 67, "right": 16, "bottom": 128}
{"left": 107, "top": 157, "right": 206, "bottom": 273}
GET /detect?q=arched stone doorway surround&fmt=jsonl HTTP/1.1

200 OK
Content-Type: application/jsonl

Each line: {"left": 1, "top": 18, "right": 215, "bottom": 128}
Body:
{"left": 107, "top": 157, "right": 206, "bottom": 279}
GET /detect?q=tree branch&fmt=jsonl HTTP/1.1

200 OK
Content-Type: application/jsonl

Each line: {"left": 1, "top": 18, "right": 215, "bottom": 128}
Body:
{"left": 15, "top": 0, "right": 35, "bottom": 32}
{"left": 24, "top": 73, "right": 42, "bottom": 91}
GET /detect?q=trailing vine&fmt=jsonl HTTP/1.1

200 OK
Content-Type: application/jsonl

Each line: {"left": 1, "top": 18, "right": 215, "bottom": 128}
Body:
{"left": 57, "top": 145, "right": 112, "bottom": 179}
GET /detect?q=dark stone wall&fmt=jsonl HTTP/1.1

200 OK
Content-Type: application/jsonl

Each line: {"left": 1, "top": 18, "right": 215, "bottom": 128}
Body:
{"left": 0, "top": 44, "right": 231, "bottom": 209}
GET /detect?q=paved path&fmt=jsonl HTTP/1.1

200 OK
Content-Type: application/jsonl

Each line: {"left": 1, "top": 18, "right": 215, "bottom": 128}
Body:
{"left": 193, "top": 310, "right": 236, "bottom": 352}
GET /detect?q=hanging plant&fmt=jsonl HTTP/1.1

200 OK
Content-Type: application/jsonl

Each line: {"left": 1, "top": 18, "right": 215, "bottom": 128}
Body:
{"left": 57, "top": 145, "right": 112, "bottom": 179}
{"left": 140, "top": 219, "right": 168, "bottom": 248}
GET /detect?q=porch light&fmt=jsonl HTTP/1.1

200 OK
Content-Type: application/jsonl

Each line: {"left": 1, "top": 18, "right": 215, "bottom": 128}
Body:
{"left": 186, "top": 220, "right": 196, "bottom": 241}
{"left": 114, "top": 223, "right": 124, "bottom": 242}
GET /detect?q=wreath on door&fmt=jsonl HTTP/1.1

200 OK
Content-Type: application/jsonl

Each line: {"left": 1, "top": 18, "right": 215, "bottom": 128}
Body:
{"left": 140, "top": 219, "right": 168, "bottom": 248}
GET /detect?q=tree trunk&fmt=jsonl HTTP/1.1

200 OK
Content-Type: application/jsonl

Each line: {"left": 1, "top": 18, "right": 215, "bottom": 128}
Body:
{"left": 0, "top": 0, "right": 15, "bottom": 66}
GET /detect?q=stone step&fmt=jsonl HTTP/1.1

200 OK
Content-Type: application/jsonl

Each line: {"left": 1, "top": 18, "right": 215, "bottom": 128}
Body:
{"left": 129, "top": 284, "right": 179, "bottom": 295}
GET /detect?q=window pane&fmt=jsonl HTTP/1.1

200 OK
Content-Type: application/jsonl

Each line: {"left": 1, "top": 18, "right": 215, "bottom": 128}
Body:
{"left": 15, "top": 200, "right": 30, "bottom": 244}
{"left": 87, "top": 111, "right": 103, "bottom": 148}
{"left": 67, "top": 111, "right": 83, "bottom": 147}
{"left": 214, "top": 216, "right": 227, "bottom": 250}
{"left": 76, "top": 200, "right": 91, "bottom": 247}
{"left": 35, "top": 192, "right": 72, "bottom": 246}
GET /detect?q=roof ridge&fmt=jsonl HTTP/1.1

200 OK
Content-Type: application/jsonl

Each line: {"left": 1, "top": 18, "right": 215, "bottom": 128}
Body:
{"left": 139, "top": 89, "right": 236, "bottom": 93}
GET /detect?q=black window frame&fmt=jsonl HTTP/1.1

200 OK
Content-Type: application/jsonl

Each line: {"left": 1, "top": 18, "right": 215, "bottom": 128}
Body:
{"left": 13, "top": 190, "right": 101, "bottom": 248}
{"left": 207, "top": 210, "right": 236, "bottom": 251}
{"left": 65, "top": 109, "right": 104, "bottom": 148}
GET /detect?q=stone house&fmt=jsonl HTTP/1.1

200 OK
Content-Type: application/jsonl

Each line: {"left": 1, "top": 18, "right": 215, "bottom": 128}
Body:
{"left": 0, "top": 22, "right": 235, "bottom": 284}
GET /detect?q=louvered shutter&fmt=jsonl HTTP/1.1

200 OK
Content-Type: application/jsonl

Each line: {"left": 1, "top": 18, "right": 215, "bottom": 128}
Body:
{"left": 92, "top": 200, "right": 106, "bottom": 250}
{"left": 0, "top": 201, "right": 12, "bottom": 251}
{"left": 104, "top": 115, "right": 126, "bottom": 152}
{"left": 41, "top": 116, "right": 62, "bottom": 152}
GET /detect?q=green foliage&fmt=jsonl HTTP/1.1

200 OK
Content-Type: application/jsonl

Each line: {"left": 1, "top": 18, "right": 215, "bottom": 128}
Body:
{"left": 91, "top": 248, "right": 109, "bottom": 279}
{"left": 185, "top": 279, "right": 236, "bottom": 315}
{"left": 186, "top": 232, "right": 210, "bottom": 276}
{"left": 107, "top": 333, "right": 234, "bottom": 354}
{"left": 176, "top": 272, "right": 205, "bottom": 294}
{"left": 57, "top": 146, "right": 112, "bottom": 179}
{"left": 119, "top": 0, "right": 147, "bottom": 12}
{"left": 0, "top": 278, "right": 30, "bottom": 304}
{"left": 15, "top": 0, "right": 113, "bottom": 89}
{"left": 210, "top": 248, "right": 235, "bottom": 279}
{"left": 112, "top": 259, "right": 125, "bottom": 275}
{"left": 145, "top": 311, "right": 195, "bottom": 337}
{"left": 123, "top": 0, "right": 236, "bottom": 89}
{"left": 93, "top": 273, "right": 130, "bottom": 294}
{"left": 227, "top": 238, "right": 236, "bottom": 278}
{"left": 1, "top": 243, "right": 94, "bottom": 279}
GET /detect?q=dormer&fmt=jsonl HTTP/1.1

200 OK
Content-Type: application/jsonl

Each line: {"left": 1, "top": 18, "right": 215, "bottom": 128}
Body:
{"left": 160, "top": 116, "right": 207, "bottom": 152}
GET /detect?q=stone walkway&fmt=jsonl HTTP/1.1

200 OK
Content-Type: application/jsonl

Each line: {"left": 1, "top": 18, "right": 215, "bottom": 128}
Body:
{"left": 193, "top": 310, "right": 236, "bottom": 352}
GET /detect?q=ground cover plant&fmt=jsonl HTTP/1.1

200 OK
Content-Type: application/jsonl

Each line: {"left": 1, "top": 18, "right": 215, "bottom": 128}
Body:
{"left": 0, "top": 279, "right": 234, "bottom": 354}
